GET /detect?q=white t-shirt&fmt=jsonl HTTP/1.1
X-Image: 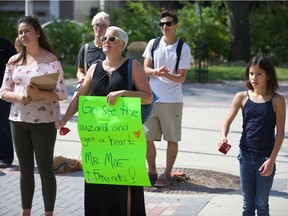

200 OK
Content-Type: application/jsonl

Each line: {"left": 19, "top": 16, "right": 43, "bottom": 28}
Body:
{"left": 142, "top": 37, "right": 191, "bottom": 103}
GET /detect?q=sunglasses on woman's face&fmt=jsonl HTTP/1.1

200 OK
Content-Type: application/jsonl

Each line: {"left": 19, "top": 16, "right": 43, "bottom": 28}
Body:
{"left": 100, "top": 36, "right": 120, "bottom": 42}
{"left": 159, "top": 21, "right": 174, "bottom": 27}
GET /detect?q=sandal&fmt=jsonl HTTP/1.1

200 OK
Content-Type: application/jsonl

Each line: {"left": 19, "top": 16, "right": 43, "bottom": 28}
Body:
{"left": 154, "top": 173, "right": 172, "bottom": 187}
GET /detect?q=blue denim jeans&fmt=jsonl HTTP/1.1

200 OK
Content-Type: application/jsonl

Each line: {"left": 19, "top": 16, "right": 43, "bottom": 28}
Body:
{"left": 238, "top": 149, "right": 275, "bottom": 216}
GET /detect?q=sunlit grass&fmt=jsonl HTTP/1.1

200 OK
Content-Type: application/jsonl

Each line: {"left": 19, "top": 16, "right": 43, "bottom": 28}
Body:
{"left": 63, "top": 63, "right": 288, "bottom": 81}
{"left": 187, "top": 65, "right": 288, "bottom": 82}
{"left": 62, "top": 64, "right": 77, "bottom": 79}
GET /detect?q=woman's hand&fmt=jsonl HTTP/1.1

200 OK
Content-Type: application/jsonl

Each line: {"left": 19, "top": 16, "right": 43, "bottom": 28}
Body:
{"left": 17, "top": 93, "right": 32, "bottom": 105}
{"left": 106, "top": 90, "right": 125, "bottom": 106}
{"left": 26, "top": 84, "right": 40, "bottom": 99}
{"left": 55, "top": 119, "right": 66, "bottom": 129}
{"left": 55, "top": 120, "right": 70, "bottom": 135}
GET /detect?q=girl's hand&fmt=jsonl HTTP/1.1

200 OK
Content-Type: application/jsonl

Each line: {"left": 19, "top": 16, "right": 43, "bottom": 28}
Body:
{"left": 259, "top": 158, "right": 274, "bottom": 177}
{"left": 218, "top": 138, "right": 228, "bottom": 148}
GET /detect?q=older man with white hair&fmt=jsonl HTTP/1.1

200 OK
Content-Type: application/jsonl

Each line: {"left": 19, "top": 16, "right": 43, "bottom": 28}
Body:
{"left": 76, "top": 11, "right": 110, "bottom": 82}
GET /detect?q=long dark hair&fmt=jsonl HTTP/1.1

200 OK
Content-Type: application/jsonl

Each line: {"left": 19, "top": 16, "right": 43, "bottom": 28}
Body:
{"left": 243, "top": 56, "right": 279, "bottom": 93}
{"left": 12, "top": 16, "right": 55, "bottom": 65}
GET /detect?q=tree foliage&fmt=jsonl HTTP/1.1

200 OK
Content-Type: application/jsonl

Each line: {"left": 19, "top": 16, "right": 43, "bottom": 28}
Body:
{"left": 1, "top": 1, "right": 288, "bottom": 65}
{"left": 177, "top": 1, "right": 229, "bottom": 61}
{"left": 0, "top": 11, "right": 23, "bottom": 44}
{"left": 110, "top": 1, "right": 160, "bottom": 43}
{"left": 43, "top": 18, "right": 86, "bottom": 64}
{"left": 250, "top": 2, "right": 288, "bottom": 64}
{"left": 109, "top": 0, "right": 229, "bottom": 61}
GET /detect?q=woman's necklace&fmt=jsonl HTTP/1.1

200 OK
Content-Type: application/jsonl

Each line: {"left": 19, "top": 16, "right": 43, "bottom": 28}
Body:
{"left": 104, "top": 57, "right": 124, "bottom": 79}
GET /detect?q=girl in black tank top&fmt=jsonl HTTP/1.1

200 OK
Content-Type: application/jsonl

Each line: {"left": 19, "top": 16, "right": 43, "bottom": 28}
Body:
{"left": 240, "top": 91, "right": 276, "bottom": 156}
{"left": 218, "top": 56, "right": 286, "bottom": 215}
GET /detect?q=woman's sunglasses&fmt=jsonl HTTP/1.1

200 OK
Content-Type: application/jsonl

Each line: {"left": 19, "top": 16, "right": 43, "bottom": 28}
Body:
{"left": 100, "top": 36, "right": 120, "bottom": 42}
{"left": 159, "top": 21, "right": 174, "bottom": 27}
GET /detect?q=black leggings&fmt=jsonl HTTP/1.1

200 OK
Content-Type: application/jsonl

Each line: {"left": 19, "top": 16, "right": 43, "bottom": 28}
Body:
{"left": 10, "top": 121, "right": 57, "bottom": 212}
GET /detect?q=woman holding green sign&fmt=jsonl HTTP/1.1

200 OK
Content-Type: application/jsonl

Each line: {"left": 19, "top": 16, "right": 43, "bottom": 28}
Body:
{"left": 55, "top": 26, "right": 152, "bottom": 215}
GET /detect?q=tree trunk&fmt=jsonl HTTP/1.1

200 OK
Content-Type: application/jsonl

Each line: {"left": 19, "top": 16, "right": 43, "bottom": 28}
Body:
{"left": 224, "top": 1, "right": 251, "bottom": 62}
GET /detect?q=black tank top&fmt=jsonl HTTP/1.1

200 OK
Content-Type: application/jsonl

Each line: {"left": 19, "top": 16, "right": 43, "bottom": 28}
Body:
{"left": 91, "top": 59, "right": 130, "bottom": 96}
{"left": 240, "top": 91, "right": 276, "bottom": 157}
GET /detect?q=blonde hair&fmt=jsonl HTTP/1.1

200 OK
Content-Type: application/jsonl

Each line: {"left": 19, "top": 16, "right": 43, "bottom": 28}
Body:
{"left": 91, "top": 11, "right": 110, "bottom": 26}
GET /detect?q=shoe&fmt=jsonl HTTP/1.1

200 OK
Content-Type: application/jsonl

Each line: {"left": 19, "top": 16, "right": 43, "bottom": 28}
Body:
{"left": 0, "top": 161, "right": 11, "bottom": 168}
{"left": 154, "top": 173, "right": 172, "bottom": 187}
{"left": 148, "top": 172, "right": 158, "bottom": 185}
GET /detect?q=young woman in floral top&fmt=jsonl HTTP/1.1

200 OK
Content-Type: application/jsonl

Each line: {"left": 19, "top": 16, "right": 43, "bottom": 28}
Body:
{"left": 0, "top": 16, "right": 68, "bottom": 216}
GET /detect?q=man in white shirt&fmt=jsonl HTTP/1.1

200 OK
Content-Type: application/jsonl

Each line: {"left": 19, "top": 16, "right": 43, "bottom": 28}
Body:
{"left": 142, "top": 10, "right": 191, "bottom": 187}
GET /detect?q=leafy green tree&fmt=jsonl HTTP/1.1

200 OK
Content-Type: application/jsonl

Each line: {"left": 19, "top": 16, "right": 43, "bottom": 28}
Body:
{"left": 250, "top": 2, "right": 288, "bottom": 65}
{"left": 0, "top": 11, "right": 23, "bottom": 43}
{"left": 177, "top": 1, "right": 229, "bottom": 61}
{"left": 109, "top": 0, "right": 229, "bottom": 61}
{"left": 110, "top": 0, "right": 161, "bottom": 43}
{"left": 43, "top": 18, "right": 86, "bottom": 64}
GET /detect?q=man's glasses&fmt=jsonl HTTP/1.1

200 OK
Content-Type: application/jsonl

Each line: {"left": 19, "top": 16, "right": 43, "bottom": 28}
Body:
{"left": 94, "top": 23, "right": 108, "bottom": 29}
{"left": 100, "top": 36, "right": 120, "bottom": 42}
{"left": 159, "top": 21, "right": 174, "bottom": 27}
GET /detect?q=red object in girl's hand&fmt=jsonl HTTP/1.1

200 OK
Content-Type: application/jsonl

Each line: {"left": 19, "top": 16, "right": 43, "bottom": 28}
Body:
{"left": 59, "top": 127, "right": 70, "bottom": 135}
{"left": 218, "top": 142, "right": 231, "bottom": 154}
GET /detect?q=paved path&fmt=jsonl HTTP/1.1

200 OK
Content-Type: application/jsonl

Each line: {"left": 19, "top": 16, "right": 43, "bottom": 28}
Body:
{"left": 1, "top": 80, "right": 288, "bottom": 216}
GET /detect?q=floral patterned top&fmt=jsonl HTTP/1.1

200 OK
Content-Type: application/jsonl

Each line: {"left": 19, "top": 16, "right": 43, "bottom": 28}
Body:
{"left": 0, "top": 60, "right": 68, "bottom": 123}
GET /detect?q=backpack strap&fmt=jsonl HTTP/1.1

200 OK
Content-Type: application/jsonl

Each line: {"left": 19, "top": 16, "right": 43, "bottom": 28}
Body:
{"left": 175, "top": 38, "right": 184, "bottom": 74}
{"left": 84, "top": 43, "right": 89, "bottom": 74}
{"left": 151, "top": 36, "right": 162, "bottom": 69}
{"left": 151, "top": 36, "right": 184, "bottom": 74}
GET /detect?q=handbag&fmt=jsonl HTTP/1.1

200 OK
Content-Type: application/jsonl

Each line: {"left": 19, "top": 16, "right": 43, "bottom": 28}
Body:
{"left": 127, "top": 58, "right": 158, "bottom": 123}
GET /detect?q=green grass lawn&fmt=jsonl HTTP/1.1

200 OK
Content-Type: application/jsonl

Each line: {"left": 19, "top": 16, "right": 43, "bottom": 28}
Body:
{"left": 63, "top": 64, "right": 288, "bottom": 81}
{"left": 62, "top": 64, "right": 77, "bottom": 79}
{"left": 187, "top": 65, "right": 288, "bottom": 82}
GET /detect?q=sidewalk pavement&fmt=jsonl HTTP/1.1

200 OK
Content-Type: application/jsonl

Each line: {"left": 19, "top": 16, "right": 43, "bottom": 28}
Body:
{"left": 1, "top": 79, "right": 288, "bottom": 216}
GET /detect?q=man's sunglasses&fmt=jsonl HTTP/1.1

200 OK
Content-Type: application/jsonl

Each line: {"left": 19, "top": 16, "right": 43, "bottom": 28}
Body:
{"left": 100, "top": 36, "right": 120, "bottom": 42}
{"left": 94, "top": 23, "right": 108, "bottom": 29}
{"left": 159, "top": 21, "right": 174, "bottom": 27}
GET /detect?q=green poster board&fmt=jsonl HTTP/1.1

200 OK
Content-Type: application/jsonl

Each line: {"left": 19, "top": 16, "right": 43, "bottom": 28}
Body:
{"left": 78, "top": 96, "right": 151, "bottom": 186}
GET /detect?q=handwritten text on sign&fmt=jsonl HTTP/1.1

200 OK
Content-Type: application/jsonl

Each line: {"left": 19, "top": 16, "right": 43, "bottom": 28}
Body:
{"left": 78, "top": 96, "right": 150, "bottom": 186}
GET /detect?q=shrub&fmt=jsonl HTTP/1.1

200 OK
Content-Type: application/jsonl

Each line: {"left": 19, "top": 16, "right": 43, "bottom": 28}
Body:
{"left": 43, "top": 18, "right": 87, "bottom": 64}
{"left": 110, "top": 1, "right": 160, "bottom": 43}
{"left": 250, "top": 2, "right": 288, "bottom": 65}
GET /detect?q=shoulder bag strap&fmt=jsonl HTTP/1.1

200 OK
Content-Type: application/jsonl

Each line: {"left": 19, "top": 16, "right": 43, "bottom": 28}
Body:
{"left": 127, "top": 58, "right": 133, "bottom": 91}
{"left": 84, "top": 43, "right": 89, "bottom": 74}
